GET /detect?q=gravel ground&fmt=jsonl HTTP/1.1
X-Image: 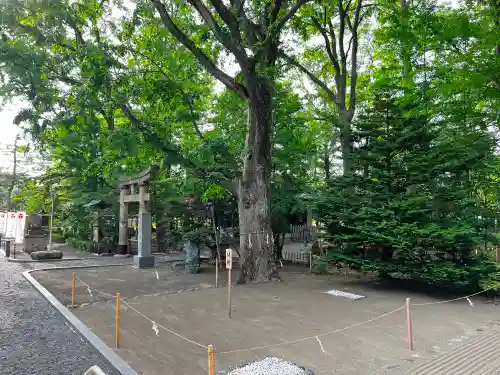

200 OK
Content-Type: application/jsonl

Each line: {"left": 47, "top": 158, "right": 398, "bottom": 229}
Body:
{"left": 0, "top": 258, "right": 121, "bottom": 375}
{"left": 225, "top": 357, "right": 313, "bottom": 375}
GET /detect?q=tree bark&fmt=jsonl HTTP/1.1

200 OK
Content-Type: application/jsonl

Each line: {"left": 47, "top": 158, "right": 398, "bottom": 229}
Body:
{"left": 339, "top": 111, "right": 353, "bottom": 176}
{"left": 237, "top": 78, "right": 277, "bottom": 283}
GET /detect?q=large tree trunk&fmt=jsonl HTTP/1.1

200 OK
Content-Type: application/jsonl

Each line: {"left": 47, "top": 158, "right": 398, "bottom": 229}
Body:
{"left": 339, "top": 111, "right": 353, "bottom": 176}
{"left": 237, "top": 78, "right": 277, "bottom": 283}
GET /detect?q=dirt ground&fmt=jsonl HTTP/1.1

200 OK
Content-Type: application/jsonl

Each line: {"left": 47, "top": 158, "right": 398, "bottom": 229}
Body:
{"left": 32, "top": 264, "right": 500, "bottom": 375}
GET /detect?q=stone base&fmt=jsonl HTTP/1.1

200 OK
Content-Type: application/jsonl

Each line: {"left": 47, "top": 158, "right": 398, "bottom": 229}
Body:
{"left": 133, "top": 255, "right": 155, "bottom": 268}
{"left": 114, "top": 254, "right": 131, "bottom": 258}
{"left": 116, "top": 244, "right": 128, "bottom": 255}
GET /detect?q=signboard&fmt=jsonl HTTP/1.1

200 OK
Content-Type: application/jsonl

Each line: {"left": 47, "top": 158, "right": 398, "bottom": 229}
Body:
{"left": 5, "top": 212, "right": 17, "bottom": 238}
{"left": 225, "top": 249, "right": 232, "bottom": 270}
{"left": 0, "top": 212, "right": 6, "bottom": 236}
{"left": 15, "top": 212, "right": 26, "bottom": 244}
{"left": 1, "top": 211, "right": 26, "bottom": 243}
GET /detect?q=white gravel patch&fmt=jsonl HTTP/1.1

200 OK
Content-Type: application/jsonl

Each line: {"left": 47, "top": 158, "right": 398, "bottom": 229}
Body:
{"left": 227, "top": 357, "right": 308, "bottom": 375}
{"left": 325, "top": 289, "right": 365, "bottom": 300}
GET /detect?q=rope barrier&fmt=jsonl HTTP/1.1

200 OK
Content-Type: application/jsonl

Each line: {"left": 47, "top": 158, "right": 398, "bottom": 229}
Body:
{"left": 412, "top": 286, "right": 496, "bottom": 306}
{"left": 71, "top": 272, "right": 496, "bottom": 357}
{"left": 216, "top": 305, "right": 406, "bottom": 354}
{"left": 74, "top": 276, "right": 207, "bottom": 349}
{"left": 75, "top": 276, "right": 116, "bottom": 298}
{"left": 120, "top": 299, "right": 207, "bottom": 349}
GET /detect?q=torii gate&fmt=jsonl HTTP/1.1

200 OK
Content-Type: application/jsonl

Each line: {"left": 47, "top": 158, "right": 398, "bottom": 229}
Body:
{"left": 117, "top": 165, "right": 159, "bottom": 268}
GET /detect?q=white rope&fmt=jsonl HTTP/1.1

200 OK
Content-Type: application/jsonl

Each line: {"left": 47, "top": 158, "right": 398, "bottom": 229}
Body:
{"left": 216, "top": 305, "right": 405, "bottom": 354}
{"left": 152, "top": 321, "right": 159, "bottom": 337}
{"left": 315, "top": 336, "right": 328, "bottom": 354}
{"left": 120, "top": 299, "right": 207, "bottom": 349}
{"left": 75, "top": 276, "right": 114, "bottom": 298}
{"left": 76, "top": 275, "right": 206, "bottom": 348}
{"left": 412, "top": 286, "right": 496, "bottom": 307}
{"left": 72, "top": 273, "right": 496, "bottom": 356}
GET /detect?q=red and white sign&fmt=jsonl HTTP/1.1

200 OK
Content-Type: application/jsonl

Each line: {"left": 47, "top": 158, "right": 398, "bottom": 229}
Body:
{"left": 15, "top": 212, "right": 26, "bottom": 244}
{"left": 0, "top": 212, "right": 6, "bottom": 236}
{"left": 2, "top": 211, "right": 26, "bottom": 243}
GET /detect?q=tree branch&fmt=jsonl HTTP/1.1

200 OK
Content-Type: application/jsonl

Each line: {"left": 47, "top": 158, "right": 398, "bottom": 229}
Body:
{"left": 270, "top": 0, "right": 284, "bottom": 25}
{"left": 187, "top": 0, "right": 247, "bottom": 64}
{"left": 121, "top": 103, "right": 239, "bottom": 196}
{"left": 121, "top": 103, "right": 206, "bottom": 175}
{"left": 338, "top": 1, "right": 347, "bottom": 74}
{"left": 349, "top": 0, "right": 363, "bottom": 115}
{"left": 64, "top": 11, "right": 85, "bottom": 46}
{"left": 266, "top": 0, "right": 313, "bottom": 44}
{"left": 281, "top": 52, "right": 337, "bottom": 104}
{"left": 151, "top": 0, "right": 248, "bottom": 100}
{"left": 311, "top": 17, "right": 341, "bottom": 78}
{"left": 15, "top": 22, "right": 77, "bottom": 52}
{"left": 209, "top": 0, "right": 242, "bottom": 42}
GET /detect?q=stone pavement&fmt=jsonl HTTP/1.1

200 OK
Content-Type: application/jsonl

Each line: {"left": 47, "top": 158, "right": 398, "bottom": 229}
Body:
{"left": 0, "top": 257, "right": 121, "bottom": 375}
{"left": 408, "top": 324, "right": 500, "bottom": 374}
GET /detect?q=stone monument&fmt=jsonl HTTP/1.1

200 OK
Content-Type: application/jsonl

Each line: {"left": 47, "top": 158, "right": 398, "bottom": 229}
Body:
{"left": 24, "top": 213, "right": 49, "bottom": 254}
{"left": 117, "top": 165, "right": 159, "bottom": 268}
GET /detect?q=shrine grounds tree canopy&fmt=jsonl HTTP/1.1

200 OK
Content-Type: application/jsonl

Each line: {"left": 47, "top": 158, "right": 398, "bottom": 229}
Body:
{"left": 0, "top": 0, "right": 499, "bottom": 289}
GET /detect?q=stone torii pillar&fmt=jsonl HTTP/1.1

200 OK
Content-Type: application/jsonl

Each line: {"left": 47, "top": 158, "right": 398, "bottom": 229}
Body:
{"left": 116, "top": 185, "right": 129, "bottom": 255}
{"left": 136, "top": 181, "right": 153, "bottom": 268}
{"left": 117, "top": 165, "right": 159, "bottom": 268}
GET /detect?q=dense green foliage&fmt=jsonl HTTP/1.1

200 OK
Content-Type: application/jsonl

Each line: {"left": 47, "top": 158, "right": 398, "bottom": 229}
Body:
{"left": 0, "top": 0, "right": 498, "bottom": 289}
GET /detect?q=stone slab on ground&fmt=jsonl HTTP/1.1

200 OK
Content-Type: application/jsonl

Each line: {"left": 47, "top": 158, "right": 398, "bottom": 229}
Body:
{"left": 31, "top": 266, "right": 500, "bottom": 375}
{"left": 30, "top": 250, "right": 63, "bottom": 260}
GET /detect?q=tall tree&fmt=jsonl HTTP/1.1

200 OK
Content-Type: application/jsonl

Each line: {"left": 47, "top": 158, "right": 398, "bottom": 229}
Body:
{"left": 148, "top": 0, "right": 312, "bottom": 282}
{"left": 287, "top": 0, "right": 373, "bottom": 176}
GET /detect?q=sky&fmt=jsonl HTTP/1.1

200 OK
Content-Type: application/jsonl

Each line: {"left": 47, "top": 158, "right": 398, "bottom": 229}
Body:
{"left": 0, "top": 0, "right": 460, "bottom": 171}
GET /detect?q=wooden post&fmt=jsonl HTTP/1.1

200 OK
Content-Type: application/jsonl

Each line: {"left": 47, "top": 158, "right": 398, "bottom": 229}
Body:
{"left": 226, "top": 249, "right": 232, "bottom": 319}
{"left": 496, "top": 247, "right": 500, "bottom": 262}
{"left": 309, "top": 251, "right": 312, "bottom": 272}
{"left": 71, "top": 272, "right": 76, "bottom": 308}
{"left": 116, "top": 292, "right": 121, "bottom": 348}
{"left": 215, "top": 257, "right": 219, "bottom": 288}
{"left": 406, "top": 297, "right": 413, "bottom": 351}
{"left": 228, "top": 268, "right": 232, "bottom": 319}
{"left": 207, "top": 344, "right": 214, "bottom": 375}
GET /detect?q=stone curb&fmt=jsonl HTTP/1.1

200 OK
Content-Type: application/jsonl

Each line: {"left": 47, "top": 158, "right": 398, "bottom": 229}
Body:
{"left": 23, "top": 266, "right": 138, "bottom": 375}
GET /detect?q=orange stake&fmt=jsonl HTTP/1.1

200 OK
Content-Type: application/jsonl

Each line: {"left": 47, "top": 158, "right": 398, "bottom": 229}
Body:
{"left": 71, "top": 272, "right": 76, "bottom": 308}
{"left": 208, "top": 345, "right": 214, "bottom": 375}
{"left": 116, "top": 293, "right": 121, "bottom": 348}
{"left": 406, "top": 297, "right": 413, "bottom": 351}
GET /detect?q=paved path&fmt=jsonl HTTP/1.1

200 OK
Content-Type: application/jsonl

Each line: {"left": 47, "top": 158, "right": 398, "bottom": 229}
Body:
{"left": 0, "top": 258, "right": 121, "bottom": 375}
{"left": 408, "top": 326, "right": 500, "bottom": 374}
